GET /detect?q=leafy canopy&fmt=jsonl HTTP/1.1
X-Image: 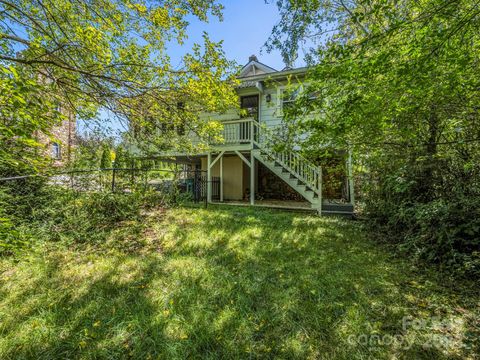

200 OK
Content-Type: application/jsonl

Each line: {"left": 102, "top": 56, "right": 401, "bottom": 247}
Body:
{"left": 267, "top": 0, "right": 480, "bottom": 151}
{"left": 0, "top": 0, "right": 238, "bottom": 171}
{"left": 266, "top": 0, "right": 480, "bottom": 274}
{"left": 0, "top": 65, "right": 62, "bottom": 173}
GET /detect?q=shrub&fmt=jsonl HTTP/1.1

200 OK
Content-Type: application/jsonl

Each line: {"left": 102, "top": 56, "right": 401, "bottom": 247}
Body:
{"left": 0, "top": 217, "right": 30, "bottom": 256}
{"left": 0, "top": 176, "right": 48, "bottom": 221}
{"left": 365, "top": 157, "right": 480, "bottom": 279}
{"left": 36, "top": 189, "right": 144, "bottom": 244}
{"left": 0, "top": 177, "right": 48, "bottom": 256}
{"left": 0, "top": 174, "right": 176, "bottom": 253}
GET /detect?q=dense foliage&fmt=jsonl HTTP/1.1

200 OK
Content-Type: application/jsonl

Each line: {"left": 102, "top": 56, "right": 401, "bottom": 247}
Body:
{"left": 0, "top": 66, "right": 63, "bottom": 174}
{"left": 0, "top": 0, "right": 237, "bottom": 253}
{"left": 267, "top": 0, "right": 480, "bottom": 276}
{"left": 0, "top": 0, "right": 238, "bottom": 163}
{"left": 0, "top": 175, "right": 178, "bottom": 256}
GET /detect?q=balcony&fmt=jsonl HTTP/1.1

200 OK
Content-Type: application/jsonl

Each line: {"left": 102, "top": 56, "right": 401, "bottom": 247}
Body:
{"left": 210, "top": 118, "right": 257, "bottom": 150}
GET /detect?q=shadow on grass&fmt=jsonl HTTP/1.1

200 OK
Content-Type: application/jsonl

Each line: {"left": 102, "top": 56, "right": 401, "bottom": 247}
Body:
{"left": 0, "top": 205, "right": 478, "bottom": 359}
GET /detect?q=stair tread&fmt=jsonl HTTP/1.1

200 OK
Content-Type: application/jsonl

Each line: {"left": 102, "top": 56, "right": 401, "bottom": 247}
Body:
{"left": 254, "top": 151, "right": 321, "bottom": 206}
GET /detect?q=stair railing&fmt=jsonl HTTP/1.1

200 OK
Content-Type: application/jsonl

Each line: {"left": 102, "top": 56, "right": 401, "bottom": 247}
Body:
{"left": 252, "top": 122, "right": 322, "bottom": 197}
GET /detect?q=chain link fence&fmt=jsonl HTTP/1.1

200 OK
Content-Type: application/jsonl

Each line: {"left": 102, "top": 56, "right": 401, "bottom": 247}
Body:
{"left": 0, "top": 167, "right": 211, "bottom": 204}
{"left": 0, "top": 167, "right": 220, "bottom": 254}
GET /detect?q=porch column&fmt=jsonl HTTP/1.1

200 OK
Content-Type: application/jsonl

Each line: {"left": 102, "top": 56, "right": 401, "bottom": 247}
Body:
{"left": 347, "top": 149, "right": 355, "bottom": 207}
{"left": 207, "top": 152, "right": 212, "bottom": 203}
{"left": 220, "top": 155, "right": 224, "bottom": 202}
{"left": 250, "top": 151, "right": 255, "bottom": 205}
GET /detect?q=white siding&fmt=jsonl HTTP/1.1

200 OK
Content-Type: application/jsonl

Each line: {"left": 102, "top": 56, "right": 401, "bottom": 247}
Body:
{"left": 187, "top": 79, "right": 309, "bottom": 143}
{"left": 199, "top": 108, "right": 240, "bottom": 122}
{"left": 259, "top": 85, "right": 283, "bottom": 130}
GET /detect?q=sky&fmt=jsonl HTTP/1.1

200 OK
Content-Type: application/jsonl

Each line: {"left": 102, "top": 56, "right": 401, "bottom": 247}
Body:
{"left": 5, "top": 0, "right": 299, "bottom": 136}
{"left": 82, "top": 0, "right": 298, "bottom": 137}
{"left": 168, "top": 0, "right": 290, "bottom": 71}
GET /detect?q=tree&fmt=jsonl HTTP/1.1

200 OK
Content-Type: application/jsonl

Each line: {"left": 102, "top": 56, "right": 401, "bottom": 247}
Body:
{"left": 0, "top": 65, "right": 62, "bottom": 174}
{"left": 100, "top": 145, "right": 112, "bottom": 169}
{"left": 0, "top": 0, "right": 239, "bottom": 171}
{"left": 114, "top": 146, "right": 125, "bottom": 169}
{"left": 266, "top": 0, "right": 480, "bottom": 275}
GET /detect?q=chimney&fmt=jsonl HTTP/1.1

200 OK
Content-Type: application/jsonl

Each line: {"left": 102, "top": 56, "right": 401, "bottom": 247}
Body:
{"left": 249, "top": 54, "right": 258, "bottom": 62}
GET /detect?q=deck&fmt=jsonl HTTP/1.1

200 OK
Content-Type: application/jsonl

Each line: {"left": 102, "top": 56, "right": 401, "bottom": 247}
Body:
{"left": 211, "top": 199, "right": 314, "bottom": 211}
{"left": 210, "top": 199, "right": 355, "bottom": 216}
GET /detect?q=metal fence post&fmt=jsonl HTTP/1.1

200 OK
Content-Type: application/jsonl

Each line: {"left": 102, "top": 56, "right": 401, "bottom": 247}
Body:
{"left": 111, "top": 167, "right": 116, "bottom": 192}
{"left": 204, "top": 178, "right": 208, "bottom": 209}
{"left": 318, "top": 166, "right": 322, "bottom": 216}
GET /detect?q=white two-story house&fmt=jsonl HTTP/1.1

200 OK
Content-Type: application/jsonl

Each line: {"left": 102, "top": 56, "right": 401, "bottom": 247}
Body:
{"left": 148, "top": 56, "right": 354, "bottom": 215}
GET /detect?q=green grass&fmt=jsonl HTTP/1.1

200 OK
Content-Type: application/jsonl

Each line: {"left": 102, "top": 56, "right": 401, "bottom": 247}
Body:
{"left": 0, "top": 205, "right": 478, "bottom": 359}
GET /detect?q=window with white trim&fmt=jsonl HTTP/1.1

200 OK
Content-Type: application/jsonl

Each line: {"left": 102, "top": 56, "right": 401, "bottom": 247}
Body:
{"left": 278, "top": 85, "right": 319, "bottom": 117}
{"left": 277, "top": 86, "right": 301, "bottom": 117}
{"left": 282, "top": 87, "right": 301, "bottom": 112}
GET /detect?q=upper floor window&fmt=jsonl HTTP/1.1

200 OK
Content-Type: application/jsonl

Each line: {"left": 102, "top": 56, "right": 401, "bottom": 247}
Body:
{"left": 176, "top": 123, "right": 186, "bottom": 136}
{"left": 52, "top": 142, "right": 61, "bottom": 159}
{"left": 282, "top": 88, "right": 301, "bottom": 114}
{"left": 279, "top": 85, "right": 318, "bottom": 117}
{"left": 158, "top": 120, "right": 185, "bottom": 136}
{"left": 278, "top": 87, "right": 300, "bottom": 116}
{"left": 240, "top": 95, "right": 259, "bottom": 120}
{"left": 176, "top": 102, "right": 186, "bottom": 136}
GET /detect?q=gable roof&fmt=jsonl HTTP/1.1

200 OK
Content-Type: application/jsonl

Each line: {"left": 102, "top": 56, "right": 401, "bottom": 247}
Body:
{"left": 236, "top": 66, "right": 309, "bottom": 89}
{"left": 238, "top": 55, "right": 277, "bottom": 78}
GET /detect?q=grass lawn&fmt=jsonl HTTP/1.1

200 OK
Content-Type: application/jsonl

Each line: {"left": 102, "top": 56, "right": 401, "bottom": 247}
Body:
{"left": 0, "top": 205, "right": 478, "bottom": 359}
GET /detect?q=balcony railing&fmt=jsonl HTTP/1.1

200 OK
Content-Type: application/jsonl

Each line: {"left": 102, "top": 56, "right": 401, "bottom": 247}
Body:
{"left": 211, "top": 118, "right": 256, "bottom": 146}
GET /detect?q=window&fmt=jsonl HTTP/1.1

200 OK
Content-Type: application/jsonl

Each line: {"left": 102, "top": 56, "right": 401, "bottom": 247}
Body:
{"left": 240, "top": 95, "right": 259, "bottom": 120}
{"left": 279, "top": 85, "right": 318, "bottom": 117}
{"left": 159, "top": 122, "right": 167, "bottom": 133}
{"left": 159, "top": 122, "right": 175, "bottom": 134}
{"left": 52, "top": 142, "right": 61, "bottom": 159}
{"left": 176, "top": 103, "right": 186, "bottom": 136}
{"left": 307, "top": 90, "right": 320, "bottom": 101}
{"left": 281, "top": 87, "right": 300, "bottom": 116}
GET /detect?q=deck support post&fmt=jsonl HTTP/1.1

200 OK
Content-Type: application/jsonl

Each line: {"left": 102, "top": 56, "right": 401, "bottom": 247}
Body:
{"left": 250, "top": 151, "right": 255, "bottom": 205}
{"left": 209, "top": 150, "right": 225, "bottom": 169}
{"left": 347, "top": 149, "right": 355, "bottom": 208}
{"left": 207, "top": 152, "right": 212, "bottom": 203}
{"left": 220, "top": 155, "right": 224, "bottom": 202}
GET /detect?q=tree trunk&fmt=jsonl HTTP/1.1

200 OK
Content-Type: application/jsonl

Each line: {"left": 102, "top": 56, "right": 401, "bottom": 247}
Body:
{"left": 418, "top": 105, "right": 439, "bottom": 201}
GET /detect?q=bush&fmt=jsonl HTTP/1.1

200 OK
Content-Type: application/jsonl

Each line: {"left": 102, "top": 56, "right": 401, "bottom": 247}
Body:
{"left": 0, "top": 176, "right": 48, "bottom": 221}
{"left": 401, "top": 198, "right": 480, "bottom": 274}
{"left": 0, "top": 177, "right": 48, "bottom": 256}
{"left": 0, "top": 176, "right": 175, "bottom": 253}
{"left": 0, "top": 217, "right": 30, "bottom": 256}
{"left": 365, "top": 157, "right": 480, "bottom": 279}
{"left": 37, "top": 189, "right": 147, "bottom": 244}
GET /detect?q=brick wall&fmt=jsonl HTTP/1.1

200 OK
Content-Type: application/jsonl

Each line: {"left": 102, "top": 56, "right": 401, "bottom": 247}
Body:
{"left": 37, "top": 109, "right": 76, "bottom": 167}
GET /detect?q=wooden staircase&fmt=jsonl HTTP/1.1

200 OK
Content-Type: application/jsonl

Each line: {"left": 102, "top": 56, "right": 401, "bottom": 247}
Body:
{"left": 252, "top": 149, "right": 322, "bottom": 209}
{"left": 252, "top": 123, "right": 353, "bottom": 216}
